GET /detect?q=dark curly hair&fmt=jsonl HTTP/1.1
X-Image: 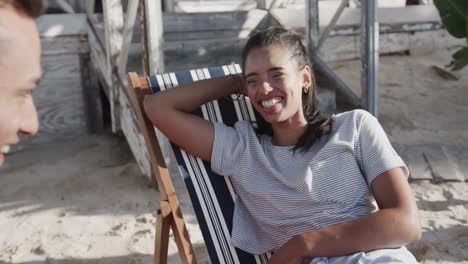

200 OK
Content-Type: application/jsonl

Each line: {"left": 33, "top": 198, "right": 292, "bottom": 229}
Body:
{"left": 241, "top": 27, "right": 332, "bottom": 152}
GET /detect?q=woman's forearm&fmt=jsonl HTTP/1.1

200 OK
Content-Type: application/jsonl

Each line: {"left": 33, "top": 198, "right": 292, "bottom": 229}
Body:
{"left": 266, "top": 206, "right": 420, "bottom": 264}
{"left": 297, "top": 207, "right": 421, "bottom": 259}
{"left": 288, "top": 168, "right": 421, "bottom": 260}
{"left": 144, "top": 74, "right": 243, "bottom": 115}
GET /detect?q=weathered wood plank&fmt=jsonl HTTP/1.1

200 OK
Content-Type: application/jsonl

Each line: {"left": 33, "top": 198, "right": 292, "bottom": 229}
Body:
{"left": 409, "top": 30, "right": 466, "bottom": 55}
{"left": 402, "top": 145, "right": 464, "bottom": 182}
{"left": 91, "top": 10, "right": 270, "bottom": 42}
{"left": 162, "top": 9, "right": 268, "bottom": 33}
{"left": 38, "top": 14, "right": 88, "bottom": 56}
{"left": 305, "top": 0, "right": 319, "bottom": 52}
{"left": 257, "top": 0, "right": 284, "bottom": 10}
{"left": 86, "top": 0, "right": 96, "bottom": 17}
{"left": 49, "top": 0, "right": 88, "bottom": 13}
{"left": 163, "top": 38, "right": 245, "bottom": 72}
{"left": 402, "top": 146, "right": 433, "bottom": 181}
{"left": 37, "top": 14, "right": 86, "bottom": 37}
{"left": 172, "top": 0, "right": 257, "bottom": 12}
{"left": 443, "top": 146, "right": 468, "bottom": 182}
{"left": 118, "top": 0, "right": 140, "bottom": 76}
{"left": 144, "top": 0, "right": 164, "bottom": 74}
{"left": 271, "top": 6, "right": 441, "bottom": 35}
{"left": 41, "top": 35, "right": 89, "bottom": 56}
{"left": 317, "top": 35, "right": 358, "bottom": 61}
{"left": 164, "top": 28, "right": 257, "bottom": 42}
{"left": 103, "top": 0, "right": 125, "bottom": 133}
{"left": 88, "top": 25, "right": 111, "bottom": 96}
{"left": 424, "top": 145, "right": 463, "bottom": 182}
{"left": 316, "top": 29, "right": 465, "bottom": 62}
{"left": 163, "top": 0, "right": 175, "bottom": 12}
{"left": 118, "top": 82, "right": 152, "bottom": 179}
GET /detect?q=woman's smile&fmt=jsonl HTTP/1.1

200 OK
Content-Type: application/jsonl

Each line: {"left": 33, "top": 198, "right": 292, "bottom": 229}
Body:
{"left": 259, "top": 96, "right": 284, "bottom": 113}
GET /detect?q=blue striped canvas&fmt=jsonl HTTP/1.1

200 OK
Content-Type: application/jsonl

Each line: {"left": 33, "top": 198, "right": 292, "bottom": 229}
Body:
{"left": 147, "top": 65, "right": 271, "bottom": 264}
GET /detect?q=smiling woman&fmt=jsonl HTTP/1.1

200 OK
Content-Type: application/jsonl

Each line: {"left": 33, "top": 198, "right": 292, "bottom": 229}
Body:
{"left": 143, "top": 27, "right": 421, "bottom": 264}
{"left": 0, "top": 0, "right": 46, "bottom": 167}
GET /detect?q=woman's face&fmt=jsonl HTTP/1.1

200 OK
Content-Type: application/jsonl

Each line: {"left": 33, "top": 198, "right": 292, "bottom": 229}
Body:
{"left": 244, "top": 44, "right": 311, "bottom": 126}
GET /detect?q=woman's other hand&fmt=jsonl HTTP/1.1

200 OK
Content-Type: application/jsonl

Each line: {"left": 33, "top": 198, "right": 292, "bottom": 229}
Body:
{"left": 267, "top": 234, "right": 310, "bottom": 264}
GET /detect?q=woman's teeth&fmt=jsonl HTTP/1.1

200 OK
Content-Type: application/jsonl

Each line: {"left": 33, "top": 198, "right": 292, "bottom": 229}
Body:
{"left": 261, "top": 97, "right": 282, "bottom": 108}
{"left": 1, "top": 145, "right": 10, "bottom": 154}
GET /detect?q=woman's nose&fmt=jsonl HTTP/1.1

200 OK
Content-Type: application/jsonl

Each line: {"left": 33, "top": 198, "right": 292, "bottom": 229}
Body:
{"left": 260, "top": 81, "right": 274, "bottom": 94}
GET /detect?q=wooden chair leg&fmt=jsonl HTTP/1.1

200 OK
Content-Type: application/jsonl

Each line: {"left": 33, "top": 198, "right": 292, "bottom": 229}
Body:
{"left": 154, "top": 201, "right": 172, "bottom": 264}
{"left": 170, "top": 204, "right": 197, "bottom": 264}
{"left": 154, "top": 200, "right": 197, "bottom": 264}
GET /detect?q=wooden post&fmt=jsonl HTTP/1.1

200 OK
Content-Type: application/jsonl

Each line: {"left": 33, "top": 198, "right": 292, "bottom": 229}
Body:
{"left": 139, "top": 0, "right": 149, "bottom": 75}
{"left": 306, "top": 0, "right": 319, "bottom": 54}
{"left": 144, "top": 0, "right": 164, "bottom": 74}
{"left": 257, "top": 0, "right": 284, "bottom": 10}
{"left": 118, "top": 0, "right": 140, "bottom": 77}
{"left": 72, "top": 0, "right": 88, "bottom": 13}
{"left": 141, "top": 0, "right": 175, "bottom": 183}
{"left": 102, "top": 0, "right": 124, "bottom": 133}
{"left": 163, "top": 0, "right": 175, "bottom": 12}
{"left": 56, "top": 0, "right": 76, "bottom": 13}
{"left": 86, "top": 0, "right": 96, "bottom": 17}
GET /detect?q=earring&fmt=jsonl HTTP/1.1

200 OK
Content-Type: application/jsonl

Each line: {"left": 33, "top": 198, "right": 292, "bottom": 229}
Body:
{"left": 303, "top": 86, "right": 309, "bottom": 94}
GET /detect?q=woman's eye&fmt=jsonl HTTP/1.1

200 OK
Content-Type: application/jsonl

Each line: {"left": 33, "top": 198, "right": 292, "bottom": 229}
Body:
{"left": 273, "top": 74, "right": 283, "bottom": 79}
{"left": 247, "top": 80, "right": 258, "bottom": 85}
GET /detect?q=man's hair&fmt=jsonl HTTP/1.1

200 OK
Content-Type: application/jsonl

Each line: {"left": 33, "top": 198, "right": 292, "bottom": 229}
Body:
{"left": 0, "top": 0, "right": 47, "bottom": 18}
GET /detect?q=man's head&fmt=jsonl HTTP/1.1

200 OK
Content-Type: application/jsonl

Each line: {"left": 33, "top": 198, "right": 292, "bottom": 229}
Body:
{"left": 0, "top": 0, "right": 47, "bottom": 167}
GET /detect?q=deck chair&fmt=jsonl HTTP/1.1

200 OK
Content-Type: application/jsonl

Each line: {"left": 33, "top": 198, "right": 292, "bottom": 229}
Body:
{"left": 128, "top": 65, "right": 272, "bottom": 264}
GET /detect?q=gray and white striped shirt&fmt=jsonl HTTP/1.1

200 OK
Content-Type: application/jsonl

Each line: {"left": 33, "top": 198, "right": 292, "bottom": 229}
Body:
{"left": 211, "top": 109, "right": 410, "bottom": 256}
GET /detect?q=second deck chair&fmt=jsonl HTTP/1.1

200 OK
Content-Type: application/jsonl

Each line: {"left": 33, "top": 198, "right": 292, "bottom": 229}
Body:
{"left": 128, "top": 65, "right": 272, "bottom": 264}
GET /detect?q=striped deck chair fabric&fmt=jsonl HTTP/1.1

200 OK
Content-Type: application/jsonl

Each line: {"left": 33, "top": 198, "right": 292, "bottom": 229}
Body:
{"left": 147, "top": 65, "right": 272, "bottom": 264}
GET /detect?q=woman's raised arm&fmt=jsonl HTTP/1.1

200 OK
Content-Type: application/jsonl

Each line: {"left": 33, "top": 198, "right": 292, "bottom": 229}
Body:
{"left": 143, "top": 74, "right": 244, "bottom": 161}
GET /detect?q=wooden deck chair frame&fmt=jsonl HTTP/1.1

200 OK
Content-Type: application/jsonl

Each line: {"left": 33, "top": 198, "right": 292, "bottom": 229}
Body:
{"left": 128, "top": 72, "right": 196, "bottom": 264}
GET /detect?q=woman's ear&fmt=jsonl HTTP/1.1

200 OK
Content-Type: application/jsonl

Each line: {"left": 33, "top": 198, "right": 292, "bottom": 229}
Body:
{"left": 302, "top": 65, "right": 313, "bottom": 88}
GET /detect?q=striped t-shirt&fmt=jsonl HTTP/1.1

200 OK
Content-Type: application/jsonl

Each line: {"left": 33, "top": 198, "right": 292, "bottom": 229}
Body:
{"left": 211, "top": 109, "right": 410, "bottom": 255}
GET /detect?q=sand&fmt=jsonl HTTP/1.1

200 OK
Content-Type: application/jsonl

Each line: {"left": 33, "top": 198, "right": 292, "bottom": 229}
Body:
{"left": 1, "top": 49, "right": 467, "bottom": 263}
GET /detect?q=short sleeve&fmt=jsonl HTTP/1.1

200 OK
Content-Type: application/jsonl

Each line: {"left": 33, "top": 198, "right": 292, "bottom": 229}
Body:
{"left": 355, "top": 111, "right": 409, "bottom": 186}
{"left": 211, "top": 121, "right": 248, "bottom": 176}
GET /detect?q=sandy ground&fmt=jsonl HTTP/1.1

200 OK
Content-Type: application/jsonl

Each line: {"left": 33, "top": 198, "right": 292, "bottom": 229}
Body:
{"left": 1, "top": 48, "right": 467, "bottom": 263}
